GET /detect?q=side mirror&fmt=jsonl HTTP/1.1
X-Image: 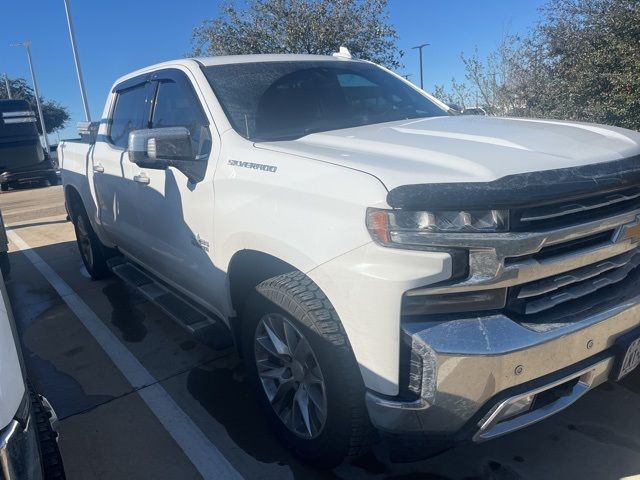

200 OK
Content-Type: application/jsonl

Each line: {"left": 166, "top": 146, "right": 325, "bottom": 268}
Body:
{"left": 128, "top": 127, "right": 194, "bottom": 169}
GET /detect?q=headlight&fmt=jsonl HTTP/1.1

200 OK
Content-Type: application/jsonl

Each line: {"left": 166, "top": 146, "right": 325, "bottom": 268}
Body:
{"left": 366, "top": 208, "right": 509, "bottom": 246}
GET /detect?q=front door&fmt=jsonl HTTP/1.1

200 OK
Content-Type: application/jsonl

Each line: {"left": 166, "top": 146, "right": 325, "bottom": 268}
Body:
{"left": 129, "top": 68, "right": 221, "bottom": 312}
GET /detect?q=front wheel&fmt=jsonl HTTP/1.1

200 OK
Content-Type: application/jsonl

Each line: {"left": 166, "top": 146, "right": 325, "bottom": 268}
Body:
{"left": 29, "top": 385, "right": 66, "bottom": 479}
{"left": 243, "top": 272, "right": 373, "bottom": 468}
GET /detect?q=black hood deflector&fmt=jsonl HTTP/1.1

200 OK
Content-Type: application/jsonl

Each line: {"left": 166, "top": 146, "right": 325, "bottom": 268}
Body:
{"left": 387, "top": 155, "right": 640, "bottom": 210}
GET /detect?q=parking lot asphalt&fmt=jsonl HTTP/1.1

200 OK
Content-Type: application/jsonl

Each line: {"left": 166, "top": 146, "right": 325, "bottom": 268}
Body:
{"left": 3, "top": 184, "right": 640, "bottom": 480}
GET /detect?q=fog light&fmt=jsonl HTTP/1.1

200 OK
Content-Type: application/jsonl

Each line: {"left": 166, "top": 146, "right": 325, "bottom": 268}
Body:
{"left": 495, "top": 394, "right": 535, "bottom": 423}
{"left": 401, "top": 288, "right": 507, "bottom": 316}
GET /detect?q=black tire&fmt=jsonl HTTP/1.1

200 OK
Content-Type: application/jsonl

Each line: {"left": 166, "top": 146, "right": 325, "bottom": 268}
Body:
{"left": 29, "top": 386, "right": 66, "bottom": 479}
{"left": 242, "top": 271, "right": 374, "bottom": 468}
{"left": 1, "top": 183, "right": 8, "bottom": 192}
{"left": 48, "top": 176, "right": 60, "bottom": 186}
{"left": 72, "top": 204, "right": 113, "bottom": 279}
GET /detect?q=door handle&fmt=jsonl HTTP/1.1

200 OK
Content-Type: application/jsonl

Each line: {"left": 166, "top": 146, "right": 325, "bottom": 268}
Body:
{"left": 93, "top": 163, "right": 104, "bottom": 173}
{"left": 133, "top": 174, "right": 150, "bottom": 185}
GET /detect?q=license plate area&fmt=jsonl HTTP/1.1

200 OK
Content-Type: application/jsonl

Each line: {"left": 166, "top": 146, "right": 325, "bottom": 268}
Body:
{"left": 613, "top": 329, "right": 640, "bottom": 381}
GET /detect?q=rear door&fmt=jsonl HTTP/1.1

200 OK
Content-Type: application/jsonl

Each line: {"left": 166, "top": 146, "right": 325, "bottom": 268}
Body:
{"left": 92, "top": 74, "right": 153, "bottom": 259}
{"left": 129, "top": 68, "right": 221, "bottom": 311}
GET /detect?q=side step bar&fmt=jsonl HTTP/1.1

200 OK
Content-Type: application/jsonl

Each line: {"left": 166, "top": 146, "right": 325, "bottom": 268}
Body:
{"left": 107, "top": 257, "right": 234, "bottom": 350}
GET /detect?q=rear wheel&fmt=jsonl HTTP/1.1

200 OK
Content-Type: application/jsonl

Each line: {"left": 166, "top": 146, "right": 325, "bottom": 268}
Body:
{"left": 243, "top": 271, "right": 373, "bottom": 468}
{"left": 72, "top": 205, "right": 113, "bottom": 279}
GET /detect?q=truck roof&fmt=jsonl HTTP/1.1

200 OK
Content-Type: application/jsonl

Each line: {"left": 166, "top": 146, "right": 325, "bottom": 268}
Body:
{"left": 113, "top": 54, "right": 363, "bottom": 88}
{"left": 196, "top": 53, "right": 362, "bottom": 66}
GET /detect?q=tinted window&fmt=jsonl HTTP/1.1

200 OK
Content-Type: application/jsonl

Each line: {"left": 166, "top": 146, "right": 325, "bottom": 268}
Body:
{"left": 151, "top": 76, "right": 211, "bottom": 159}
{"left": 203, "top": 61, "right": 446, "bottom": 141}
{"left": 109, "top": 84, "right": 148, "bottom": 148}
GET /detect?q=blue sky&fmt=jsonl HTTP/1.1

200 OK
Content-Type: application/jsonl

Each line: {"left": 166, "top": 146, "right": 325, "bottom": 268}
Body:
{"left": 1, "top": 0, "right": 546, "bottom": 141}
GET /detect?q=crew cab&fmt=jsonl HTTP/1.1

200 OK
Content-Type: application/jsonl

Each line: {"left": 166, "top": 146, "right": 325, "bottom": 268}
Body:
{"left": 60, "top": 52, "right": 640, "bottom": 466}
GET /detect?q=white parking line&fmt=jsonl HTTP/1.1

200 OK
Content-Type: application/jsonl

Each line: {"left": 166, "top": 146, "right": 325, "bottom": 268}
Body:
{"left": 7, "top": 229, "right": 243, "bottom": 480}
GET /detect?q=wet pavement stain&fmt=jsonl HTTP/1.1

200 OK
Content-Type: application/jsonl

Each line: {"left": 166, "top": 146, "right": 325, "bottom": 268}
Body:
{"left": 14, "top": 300, "right": 119, "bottom": 419}
{"left": 22, "top": 343, "right": 117, "bottom": 420}
{"left": 102, "top": 282, "right": 148, "bottom": 342}
{"left": 186, "top": 360, "right": 339, "bottom": 479}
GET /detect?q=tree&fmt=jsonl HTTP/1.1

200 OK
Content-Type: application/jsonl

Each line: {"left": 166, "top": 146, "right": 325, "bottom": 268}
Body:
{"left": 0, "top": 77, "right": 70, "bottom": 134}
{"left": 435, "top": 0, "right": 640, "bottom": 130}
{"left": 190, "top": 0, "right": 403, "bottom": 70}
{"left": 433, "top": 79, "right": 473, "bottom": 110}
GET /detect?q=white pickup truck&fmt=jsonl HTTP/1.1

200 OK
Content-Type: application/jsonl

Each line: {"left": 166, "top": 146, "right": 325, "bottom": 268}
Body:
{"left": 60, "top": 52, "right": 640, "bottom": 466}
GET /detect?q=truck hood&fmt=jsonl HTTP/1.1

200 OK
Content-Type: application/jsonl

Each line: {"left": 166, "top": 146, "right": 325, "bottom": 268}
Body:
{"left": 257, "top": 115, "right": 640, "bottom": 191}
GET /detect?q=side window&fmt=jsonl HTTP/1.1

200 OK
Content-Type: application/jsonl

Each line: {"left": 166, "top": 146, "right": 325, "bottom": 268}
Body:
{"left": 109, "top": 84, "right": 148, "bottom": 148}
{"left": 151, "top": 75, "right": 212, "bottom": 159}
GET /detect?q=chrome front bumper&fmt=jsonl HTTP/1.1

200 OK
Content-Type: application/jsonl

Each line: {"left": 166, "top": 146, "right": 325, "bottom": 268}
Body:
{"left": 366, "top": 294, "right": 640, "bottom": 439}
{"left": 0, "top": 414, "right": 42, "bottom": 480}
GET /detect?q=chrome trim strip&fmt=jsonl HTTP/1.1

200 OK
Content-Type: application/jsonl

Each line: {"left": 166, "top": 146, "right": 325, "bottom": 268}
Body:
{"left": 523, "top": 254, "right": 640, "bottom": 314}
{"left": 520, "top": 190, "right": 640, "bottom": 222}
{"left": 3, "top": 117, "right": 37, "bottom": 124}
{"left": 517, "top": 250, "right": 636, "bottom": 299}
{"left": 1, "top": 111, "right": 34, "bottom": 118}
{"left": 473, "top": 358, "right": 610, "bottom": 442}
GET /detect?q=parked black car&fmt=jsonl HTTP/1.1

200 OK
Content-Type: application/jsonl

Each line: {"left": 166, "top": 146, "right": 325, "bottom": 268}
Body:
{"left": 0, "top": 100, "right": 59, "bottom": 191}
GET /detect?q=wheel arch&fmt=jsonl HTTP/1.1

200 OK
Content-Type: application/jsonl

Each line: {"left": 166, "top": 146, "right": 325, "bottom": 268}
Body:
{"left": 227, "top": 249, "right": 301, "bottom": 353}
{"left": 64, "top": 184, "right": 83, "bottom": 219}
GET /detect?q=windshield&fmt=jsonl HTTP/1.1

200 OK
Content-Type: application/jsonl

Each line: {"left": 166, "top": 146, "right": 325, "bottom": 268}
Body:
{"left": 203, "top": 61, "right": 447, "bottom": 141}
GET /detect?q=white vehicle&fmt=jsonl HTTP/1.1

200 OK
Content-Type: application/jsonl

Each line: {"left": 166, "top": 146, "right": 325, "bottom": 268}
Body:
{"left": 0, "top": 271, "right": 64, "bottom": 479}
{"left": 60, "top": 52, "right": 640, "bottom": 466}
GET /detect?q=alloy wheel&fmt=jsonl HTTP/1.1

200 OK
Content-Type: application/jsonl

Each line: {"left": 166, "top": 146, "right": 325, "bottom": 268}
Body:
{"left": 254, "top": 313, "right": 327, "bottom": 439}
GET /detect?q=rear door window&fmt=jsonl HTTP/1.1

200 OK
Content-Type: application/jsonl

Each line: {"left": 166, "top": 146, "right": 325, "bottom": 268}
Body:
{"left": 109, "top": 83, "right": 149, "bottom": 148}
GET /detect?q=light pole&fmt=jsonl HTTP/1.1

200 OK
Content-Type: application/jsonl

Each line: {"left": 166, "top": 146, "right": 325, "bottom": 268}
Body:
{"left": 10, "top": 41, "right": 50, "bottom": 153}
{"left": 63, "top": 0, "right": 91, "bottom": 121}
{"left": 3, "top": 74, "right": 12, "bottom": 99}
{"left": 411, "top": 43, "right": 430, "bottom": 90}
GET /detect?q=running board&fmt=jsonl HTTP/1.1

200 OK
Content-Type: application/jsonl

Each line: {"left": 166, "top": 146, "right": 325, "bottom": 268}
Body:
{"left": 107, "top": 257, "right": 234, "bottom": 350}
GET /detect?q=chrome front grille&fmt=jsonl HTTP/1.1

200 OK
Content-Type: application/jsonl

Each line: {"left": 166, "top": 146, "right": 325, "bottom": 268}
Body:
{"left": 403, "top": 203, "right": 640, "bottom": 327}
{"left": 510, "top": 250, "right": 640, "bottom": 315}
{"left": 514, "top": 186, "right": 640, "bottom": 231}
